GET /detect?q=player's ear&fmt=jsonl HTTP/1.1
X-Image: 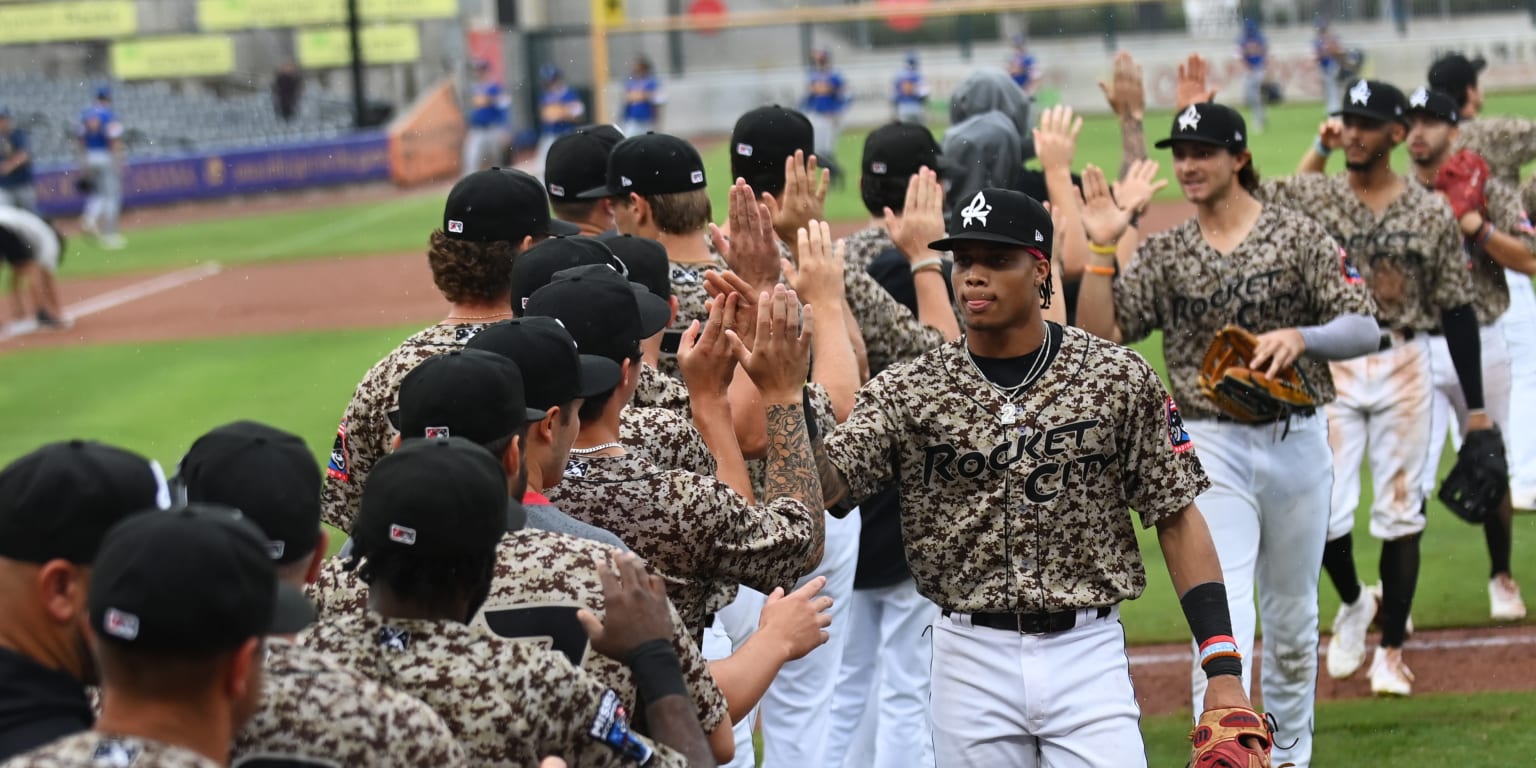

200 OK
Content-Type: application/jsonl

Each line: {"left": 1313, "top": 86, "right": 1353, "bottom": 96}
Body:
{"left": 1390, "top": 122, "right": 1407, "bottom": 144}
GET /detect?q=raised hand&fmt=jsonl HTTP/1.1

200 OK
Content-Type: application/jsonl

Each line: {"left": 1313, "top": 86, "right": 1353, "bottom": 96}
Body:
{"left": 577, "top": 551, "right": 675, "bottom": 662}
{"left": 703, "top": 269, "right": 761, "bottom": 350}
{"left": 1079, "top": 164, "right": 1135, "bottom": 247}
{"left": 1317, "top": 118, "right": 1344, "bottom": 152}
{"left": 781, "top": 220, "right": 847, "bottom": 309}
{"left": 709, "top": 178, "right": 781, "bottom": 292}
{"left": 1176, "top": 53, "right": 1217, "bottom": 110}
{"left": 1097, "top": 50, "right": 1146, "bottom": 121}
{"left": 1033, "top": 105, "right": 1083, "bottom": 173}
{"left": 677, "top": 295, "right": 739, "bottom": 398}
{"left": 885, "top": 166, "right": 946, "bottom": 264}
{"left": 762, "top": 150, "right": 830, "bottom": 246}
{"left": 1111, "top": 158, "right": 1167, "bottom": 219}
{"left": 727, "top": 284, "right": 813, "bottom": 404}
{"left": 757, "top": 576, "right": 834, "bottom": 661}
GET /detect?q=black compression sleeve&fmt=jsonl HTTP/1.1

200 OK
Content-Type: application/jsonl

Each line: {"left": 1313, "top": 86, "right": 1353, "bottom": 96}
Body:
{"left": 625, "top": 638, "right": 688, "bottom": 702}
{"left": 1181, "top": 582, "right": 1242, "bottom": 678}
{"left": 1440, "top": 304, "right": 1485, "bottom": 411}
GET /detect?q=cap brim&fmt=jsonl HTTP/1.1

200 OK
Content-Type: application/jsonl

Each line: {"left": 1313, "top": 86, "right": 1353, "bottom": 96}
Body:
{"left": 386, "top": 409, "right": 401, "bottom": 432}
{"left": 633, "top": 286, "right": 672, "bottom": 337}
{"left": 578, "top": 354, "right": 623, "bottom": 398}
{"left": 1331, "top": 105, "right": 1403, "bottom": 124}
{"left": 928, "top": 231, "right": 1048, "bottom": 252}
{"left": 525, "top": 407, "right": 550, "bottom": 422}
{"left": 268, "top": 581, "right": 317, "bottom": 635}
{"left": 1153, "top": 135, "right": 1233, "bottom": 149}
{"left": 546, "top": 219, "right": 581, "bottom": 236}
{"left": 575, "top": 184, "right": 624, "bottom": 200}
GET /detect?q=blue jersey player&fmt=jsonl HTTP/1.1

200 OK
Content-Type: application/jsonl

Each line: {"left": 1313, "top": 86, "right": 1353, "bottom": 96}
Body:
{"left": 536, "top": 66, "right": 586, "bottom": 174}
{"left": 621, "top": 56, "right": 664, "bottom": 137}
{"left": 892, "top": 53, "right": 929, "bottom": 125}
{"left": 78, "top": 86, "right": 125, "bottom": 249}
{"left": 1008, "top": 35, "right": 1040, "bottom": 97}
{"left": 803, "top": 49, "right": 848, "bottom": 182}
{"left": 462, "top": 59, "right": 510, "bottom": 176}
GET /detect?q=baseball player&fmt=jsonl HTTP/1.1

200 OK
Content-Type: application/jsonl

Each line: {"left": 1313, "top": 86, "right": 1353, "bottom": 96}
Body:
{"left": 1285, "top": 78, "right": 1489, "bottom": 696}
{"left": 77, "top": 86, "right": 125, "bottom": 249}
{"left": 1396, "top": 88, "right": 1531, "bottom": 620}
{"left": 0, "top": 107, "right": 37, "bottom": 212}
{"left": 1007, "top": 34, "right": 1040, "bottom": 97}
{"left": 1429, "top": 52, "right": 1536, "bottom": 514}
{"left": 0, "top": 205, "right": 67, "bottom": 334}
{"left": 818, "top": 187, "right": 1254, "bottom": 766}
{"left": 10, "top": 504, "right": 315, "bottom": 768}
{"left": 319, "top": 168, "right": 576, "bottom": 533}
{"left": 462, "top": 59, "right": 511, "bottom": 175}
{"left": 621, "top": 56, "right": 664, "bottom": 136}
{"left": 173, "top": 421, "right": 466, "bottom": 767}
{"left": 537, "top": 66, "right": 586, "bottom": 171}
{"left": 1074, "top": 101, "right": 1379, "bottom": 768}
{"left": 303, "top": 437, "right": 711, "bottom": 766}
{"left": 892, "top": 53, "right": 929, "bottom": 125}
{"left": 545, "top": 125, "right": 624, "bottom": 235}
{"left": 803, "top": 49, "right": 848, "bottom": 183}
{"left": 1238, "top": 18, "right": 1269, "bottom": 133}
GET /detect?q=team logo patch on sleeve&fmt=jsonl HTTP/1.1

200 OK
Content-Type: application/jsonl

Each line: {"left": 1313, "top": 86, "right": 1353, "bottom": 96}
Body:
{"left": 1167, "top": 397, "right": 1194, "bottom": 453}
{"left": 1336, "top": 244, "right": 1363, "bottom": 284}
{"left": 326, "top": 419, "right": 350, "bottom": 481}
{"left": 588, "top": 689, "right": 655, "bottom": 763}
{"left": 1518, "top": 210, "right": 1534, "bottom": 235}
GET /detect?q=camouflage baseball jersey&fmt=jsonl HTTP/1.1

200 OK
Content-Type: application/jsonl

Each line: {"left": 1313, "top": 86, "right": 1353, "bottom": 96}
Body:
{"left": 306, "top": 530, "right": 730, "bottom": 735}
{"left": 1456, "top": 116, "right": 1536, "bottom": 186}
{"left": 621, "top": 406, "right": 716, "bottom": 478}
{"left": 1523, "top": 174, "right": 1536, "bottom": 218}
{"left": 232, "top": 639, "right": 466, "bottom": 767}
{"left": 823, "top": 327, "right": 1211, "bottom": 613}
{"left": 632, "top": 363, "right": 692, "bottom": 415}
{"left": 842, "top": 224, "right": 893, "bottom": 274}
{"left": 4, "top": 732, "right": 220, "bottom": 767}
{"left": 302, "top": 612, "right": 686, "bottom": 768}
{"left": 1113, "top": 204, "right": 1376, "bottom": 421}
{"left": 320, "top": 322, "right": 491, "bottom": 532}
{"left": 661, "top": 254, "right": 730, "bottom": 379}
{"left": 1258, "top": 174, "right": 1474, "bottom": 332}
{"left": 549, "top": 452, "right": 821, "bottom": 631}
{"left": 1412, "top": 175, "right": 1535, "bottom": 326}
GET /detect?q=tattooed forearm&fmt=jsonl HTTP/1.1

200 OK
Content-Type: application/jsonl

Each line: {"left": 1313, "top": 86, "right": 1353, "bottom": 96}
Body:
{"left": 764, "top": 403, "right": 824, "bottom": 514}
{"left": 813, "top": 443, "right": 850, "bottom": 511}
{"left": 1119, "top": 118, "right": 1146, "bottom": 180}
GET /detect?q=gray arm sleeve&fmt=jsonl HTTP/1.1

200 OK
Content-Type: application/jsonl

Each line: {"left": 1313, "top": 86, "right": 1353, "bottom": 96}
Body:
{"left": 1298, "top": 313, "right": 1381, "bottom": 361}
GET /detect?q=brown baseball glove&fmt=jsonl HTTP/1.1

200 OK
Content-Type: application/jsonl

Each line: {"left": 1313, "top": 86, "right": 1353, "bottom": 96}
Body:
{"left": 1198, "top": 325, "right": 1319, "bottom": 423}
{"left": 1435, "top": 148, "right": 1490, "bottom": 222}
{"left": 1190, "top": 706, "right": 1274, "bottom": 767}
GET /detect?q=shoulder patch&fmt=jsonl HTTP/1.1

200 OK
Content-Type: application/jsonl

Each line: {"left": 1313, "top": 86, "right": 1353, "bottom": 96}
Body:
{"left": 1167, "top": 396, "right": 1194, "bottom": 453}
{"left": 376, "top": 626, "right": 411, "bottom": 651}
{"left": 326, "top": 419, "right": 349, "bottom": 481}
{"left": 1337, "top": 244, "right": 1363, "bottom": 284}
{"left": 91, "top": 738, "right": 140, "bottom": 767}
{"left": 588, "top": 688, "right": 654, "bottom": 763}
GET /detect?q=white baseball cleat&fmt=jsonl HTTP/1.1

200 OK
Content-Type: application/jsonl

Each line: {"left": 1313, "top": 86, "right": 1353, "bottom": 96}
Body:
{"left": 1490, "top": 575, "right": 1527, "bottom": 621}
{"left": 1326, "top": 584, "right": 1375, "bottom": 679}
{"left": 99, "top": 234, "right": 126, "bottom": 250}
{"left": 1368, "top": 646, "right": 1414, "bottom": 697}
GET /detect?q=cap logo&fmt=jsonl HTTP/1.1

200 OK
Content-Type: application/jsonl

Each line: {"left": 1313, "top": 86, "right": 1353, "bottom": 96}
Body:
{"left": 424, "top": 426, "right": 450, "bottom": 438}
{"left": 1177, "top": 105, "right": 1201, "bottom": 132}
{"left": 269, "top": 540, "right": 286, "bottom": 559}
{"left": 388, "top": 524, "right": 417, "bottom": 545}
{"left": 103, "top": 608, "right": 140, "bottom": 641}
{"left": 1234, "top": 130, "right": 1243, "bottom": 142}
{"left": 960, "top": 190, "right": 992, "bottom": 228}
{"left": 1349, "top": 80, "right": 1372, "bottom": 106}
{"left": 871, "top": 161, "right": 888, "bottom": 175}
{"left": 1034, "top": 229, "right": 1045, "bottom": 242}
{"left": 620, "top": 175, "right": 633, "bottom": 187}
{"left": 447, "top": 219, "right": 464, "bottom": 234}
{"left": 690, "top": 170, "right": 704, "bottom": 184}
{"left": 549, "top": 183, "right": 565, "bottom": 196}
{"left": 735, "top": 143, "right": 753, "bottom": 156}
{"left": 1409, "top": 87, "right": 1429, "bottom": 108}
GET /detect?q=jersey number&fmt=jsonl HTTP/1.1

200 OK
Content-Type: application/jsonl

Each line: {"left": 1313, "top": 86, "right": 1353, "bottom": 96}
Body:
{"left": 479, "top": 604, "right": 590, "bottom": 666}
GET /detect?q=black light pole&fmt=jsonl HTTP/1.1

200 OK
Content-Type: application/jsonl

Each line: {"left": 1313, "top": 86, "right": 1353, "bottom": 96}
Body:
{"left": 347, "top": 0, "right": 366, "bottom": 127}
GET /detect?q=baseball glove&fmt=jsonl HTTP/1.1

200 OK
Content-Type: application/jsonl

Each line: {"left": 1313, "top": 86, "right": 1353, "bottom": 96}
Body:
{"left": 1190, "top": 706, "right": 1274, "bottom": 767}
{"left": 1435, "top": 149, "right": 1490, "bottom": 222}
{"left": 1198, "top": 326, "right": 1319, "bottom": 424}
{"left": 1438, "top": 426, "right": 1508, "bottom": 524}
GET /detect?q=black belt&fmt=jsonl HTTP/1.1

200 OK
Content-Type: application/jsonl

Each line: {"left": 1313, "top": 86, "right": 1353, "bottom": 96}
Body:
{"left": 943, "top": 606, "right": 1110, "bottom": 634}
{"left": 1379, "top": 328, "right": 1417, "bottom": 351}
{"left": 1214, "top": 407, "right": 1315, "bottom": 426}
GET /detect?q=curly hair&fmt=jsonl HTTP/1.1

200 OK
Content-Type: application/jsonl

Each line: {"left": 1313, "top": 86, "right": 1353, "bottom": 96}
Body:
{"left": 426, "top": 229, "right": 522, "bottom": 304}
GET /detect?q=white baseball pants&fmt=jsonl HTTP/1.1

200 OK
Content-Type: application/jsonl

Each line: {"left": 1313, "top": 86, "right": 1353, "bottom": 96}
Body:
{"left": 1421, "top": 323, "right": 1512, "bottom": 497}
{"left": 930, "top": 607, "right": 1142, "bottom": 768}
{"left": 703, "top": 586, "right": 768, "bottom": 768}
{"left": 1502, "top": 272, "right": 1536, "bottom": 508}
{"left": 1185, "top": 412, "right": 1331, "bottom": 768}
{"left": 1327, "top": 335, "right": 1435, "bottom": 542}
{"left": 825, "top": 578, "right": 938, "bottom": 768}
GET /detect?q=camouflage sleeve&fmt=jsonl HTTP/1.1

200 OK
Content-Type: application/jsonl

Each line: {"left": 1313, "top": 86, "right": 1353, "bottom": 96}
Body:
{"left": 389, "top": 703, "right": 468, "bottom": 767}
{"left": 1471, "top": 117, "right": 1536, "bottom": 184}
{"left": 1427, "top": 198, "right": 1479, "bottom": 311}
{"left": 308, "top": 556, "right": 367, "bottom": 619}
{"left": 1489, "top": 179, "right": 1536, "bottom": 254}
{"left": 1112, "top": 240, "right": 1166, "bottom": 343}
{"left": 622, "top": 407, "right": 717, "bottom": 476}
{"left": 1253, "top": 174, "right": 1324, "bottom": 213}
{"left": 844, "top": 268, "right": 946, "bottom": 373}
{"left": 823, "top": 370, "right": 903, "bottom": 506}
{"left": 320, "top": 370, "right": 397, "bottom": 533}
{"left": 534, "top": 649, "right": 689, "bottom": 767}
{"left": 631, "top": 364, "right": 692, "bottom": 415}
{"left": 685, "top": 474, "right": 818, "bottom": 595}
{"left": 670, "top": 602, "right": 730, "bottom": 733}
{"left": 1523, "top": 175, "right": 1536, "bottom": 219}
{"left": 1300, "top": 226, "right": 1375, "bottom": 320}
{"left": 1121, "top": 357, "right": 1211, "bottom": 528}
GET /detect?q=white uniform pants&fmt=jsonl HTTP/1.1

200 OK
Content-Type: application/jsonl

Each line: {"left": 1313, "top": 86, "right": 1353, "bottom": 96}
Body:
{"left": 1327, "top": 336, "right": 1435, "bottom": 542}
{"left": 1502, "top": 273, "right": 1536, "bottom": 507}
{"left": 461, "top": 126, "right": 507, "bottom": 176}
{"left": 895, "top": 103, "right": 926, "bottom": 125}
{"left": 621, "top": 119, "right": 656, "bottom": 137}
{"left": 808, "top": 112, "right": 841, "bottom": 160}
{"left": 1185, "top": 412, "right": 1330, "bottom": 768}
{"left": 758, "top": 509, "right": 861, "bottom": 768}
{"left": 825, "top": 578, "right": 938, "bottom": 768}
{"left": 704, "top": 587, "right": 769, "bottom": 768}
{"left": 1421, "top": 324, "right": 1512, "bottom": 497}
{"left": 81, "top": 150, "right": 121, "bottom": 237}
{"left": 930, "top": 607, "right": 1142, "bottom": 768}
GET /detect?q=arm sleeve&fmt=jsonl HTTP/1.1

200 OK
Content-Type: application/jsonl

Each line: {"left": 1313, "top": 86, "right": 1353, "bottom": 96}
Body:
{"left": 1298, "top": 313, "right": 1380, "bottom": 360}
{"left": 844, "top": 269, "right": 945, "bottom": 372}
{"left": 1440, "top": 304, "right": 1485, "bottom": 411}
{"left": 823, "top": 370, "right": 903, "bottom": 506}
{"left": 1490, "top": 179, "right": 1536, "bottom": 254}
{"left": 1122, "top": 361, "right": 1212, "bottom": 528}
{"left": 320, "top": 376, "right": 395, "bottom": 533}
{"left": 1112, "top": 241, "right": 1165, "bottom": 343}
{"left": 693, "top": 476, "right": 819, "bottom": 594}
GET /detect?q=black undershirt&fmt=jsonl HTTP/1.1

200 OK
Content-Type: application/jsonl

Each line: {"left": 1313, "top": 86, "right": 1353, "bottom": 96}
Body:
{"left": 968, "top": 322, "right": 1065, "bottom": 388}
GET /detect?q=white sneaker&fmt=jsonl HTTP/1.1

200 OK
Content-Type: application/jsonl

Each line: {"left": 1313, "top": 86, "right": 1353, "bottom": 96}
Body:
{"left": 1327, "top": 584, "right": 1375, "bottom": 679}
{"left": 1368, "top": 647, "right": 1414, "bottom": 696}
{"left": 1490, "top": 575, "right": 1527, "bottom": 621}
{"left": 4, "top": 317, "right": 39, "bottom": 337}
{"left": 1368, "top": 582, "right": 1413, "bottom": 636}
{"left": 1512, "top": 487, "right": 1536, "bottom": 512}
{"left": 99, "top": 234, "right": 126, "bottom": 250}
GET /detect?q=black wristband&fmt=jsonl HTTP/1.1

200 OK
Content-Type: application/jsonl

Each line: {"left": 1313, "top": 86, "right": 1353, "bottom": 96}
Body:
{"left": 625, "top": 638, "right": 688, "bottom": 703}
{"left": 1204, "top": 657, "right": 1243, "bottom": 680}
{"left": 1180, "top": 581, "right": 1235, "bottom": 644}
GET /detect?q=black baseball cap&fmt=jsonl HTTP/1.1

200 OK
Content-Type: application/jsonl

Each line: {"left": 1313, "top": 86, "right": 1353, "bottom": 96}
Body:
{"left": 1154, "top": 102, "right": 1248, "bottom": 151}
{"left": 444, "top": 168, "right": 579, "bottom": 243}
{"left": 863, "top": 122, "right": 941, "bottom": 179}
{"left": 731, "top": 106, "right": 815, "bottom": 191}
{"left": 352, "top": 437, "right": 510, "bottom": 558}
{"left": 577, "top": 133, "right": 708, "bottom": 199}
{"left": 928, "top": 188, "right": 1053, "bottom": 256}
{"left": 1405, "top": 86, "right": 1459, "bottom": 125}
{"left": 525, "top": 264, "right": 672, "bottom": 361}
{"left": 546, "top": 124, "right": 625, "bottom": 202}
{"left": 1333, "top": 79, "right": 1408, "bottom": 125}
{"left": 466, "top": 317, "right": 622, "bottom": 409}
{"left": 508, "top": 236, "right": 628, "bottom": 313}
{"left": 177, "top": 421, "right": 321, "bottom": 565}
{"left": 1427, "top": 53, "right": 1485, "bottom": 99}
{"left": 599, "top": 234, "right": 671, "bottom": 300}
{"left": 90, "top": 504, "right": 315, "bottom": 652}
{"left": 392, "top": 349, "right": 548, "bottom": 445}
{"left": 0, "top": 441, "right": 168, "bottom": 565}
